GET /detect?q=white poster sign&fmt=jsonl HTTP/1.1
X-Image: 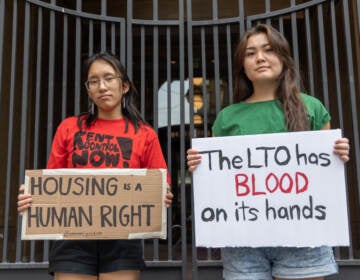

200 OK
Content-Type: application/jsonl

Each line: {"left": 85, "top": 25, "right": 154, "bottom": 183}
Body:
{"left": 192, "top": 129, "right": 349, "bottom": 248}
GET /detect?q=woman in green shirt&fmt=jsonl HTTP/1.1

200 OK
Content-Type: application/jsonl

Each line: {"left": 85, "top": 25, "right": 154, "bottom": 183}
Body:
{"left": 187, "top": 24, "right": 350, "bottom": 280}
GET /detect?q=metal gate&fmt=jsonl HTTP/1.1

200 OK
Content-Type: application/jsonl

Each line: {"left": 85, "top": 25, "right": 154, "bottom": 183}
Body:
{"left": 0, "top": 0, "right": 359, "bottom": 279}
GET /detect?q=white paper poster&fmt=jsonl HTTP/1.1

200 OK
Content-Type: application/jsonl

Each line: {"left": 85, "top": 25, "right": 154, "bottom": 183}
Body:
{"left": 192, "top": 129, "right": 349, "bottom": 248}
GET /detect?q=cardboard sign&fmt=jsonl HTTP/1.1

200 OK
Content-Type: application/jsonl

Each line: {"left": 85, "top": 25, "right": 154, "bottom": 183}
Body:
{"left": 192, "top": 129, "right": 349, "bottom": 248}
{"left": 22, "top": 168, "right": 167, "bottom": 240}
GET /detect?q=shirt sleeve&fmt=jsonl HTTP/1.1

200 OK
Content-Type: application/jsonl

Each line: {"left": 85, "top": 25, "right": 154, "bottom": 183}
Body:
{"left": 303, "top": 94, "right": 331, "bottom": 130}
{"left": 313, "top": 100, "right": 331, "bottom": 130}
{"left": 141, "top": 128, "right": 171, "bottom": 185}
{"left": 46, "top": 120, "right": 71, "bottom": 169}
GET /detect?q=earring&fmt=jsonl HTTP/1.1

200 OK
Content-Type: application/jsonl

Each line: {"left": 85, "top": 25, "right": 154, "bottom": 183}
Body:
{"left": 88, "top": 98, "right": 94, "bottom": 114}
{"left": 122, "top": 97, "right": 126, "bottom": 110}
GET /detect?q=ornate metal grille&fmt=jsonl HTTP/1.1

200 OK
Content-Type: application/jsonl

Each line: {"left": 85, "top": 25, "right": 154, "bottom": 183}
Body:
{"left": 0, "top": 0, "right": 359, "bottom": 279}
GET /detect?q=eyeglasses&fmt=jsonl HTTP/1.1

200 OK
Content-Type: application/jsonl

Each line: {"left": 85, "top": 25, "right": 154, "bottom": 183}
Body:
{"left": 85, "top": 75, "right": 121, "bottom": 91}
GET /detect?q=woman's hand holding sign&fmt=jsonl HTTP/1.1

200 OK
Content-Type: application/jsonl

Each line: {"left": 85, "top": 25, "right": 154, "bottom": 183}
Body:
{"left": 333, "top": 138, "right": 350, "bottom": 162}
{"left": 17, "top": 184, "right": 32, "bottom": 216}
{"left": 187, "top": 149, "right": 202, "bottom": 172}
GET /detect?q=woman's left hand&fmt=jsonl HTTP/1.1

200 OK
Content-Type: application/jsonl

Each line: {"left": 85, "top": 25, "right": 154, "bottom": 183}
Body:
{"left": 333, "top": 137, "right": 350, "bottom": 163}
{"left": 164, "top": 185, "right": 173, "bottom": 208}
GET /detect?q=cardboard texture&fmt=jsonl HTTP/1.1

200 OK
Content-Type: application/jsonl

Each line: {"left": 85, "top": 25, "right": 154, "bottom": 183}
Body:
{"left": 22, "top": 168, "right": 167, "bottom": 240}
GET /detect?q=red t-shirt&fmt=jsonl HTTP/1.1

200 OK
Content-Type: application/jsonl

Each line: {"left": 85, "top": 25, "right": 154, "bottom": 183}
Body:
{"left": 47, "top": 116, "right": 170, "bottom": 183}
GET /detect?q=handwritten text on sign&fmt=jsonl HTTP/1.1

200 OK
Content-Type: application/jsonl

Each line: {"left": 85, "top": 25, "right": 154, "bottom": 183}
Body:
{"left": 22, "top": 169, "right": 167, "bottom": 240}
{"left": 192, "top": 130, "right": 349, "bottom": 247}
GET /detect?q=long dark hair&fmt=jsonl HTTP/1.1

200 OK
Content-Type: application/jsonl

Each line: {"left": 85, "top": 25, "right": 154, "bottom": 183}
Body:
{"left": 233, "top": 24, "right": 310, "bottom": 131}
{"left": 79, "top": 52, "right": 146, "bottom": 132}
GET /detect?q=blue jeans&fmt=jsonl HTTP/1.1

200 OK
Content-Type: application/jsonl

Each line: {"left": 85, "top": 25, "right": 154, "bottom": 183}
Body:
{"left": 222, "top": 246, "right": 338, "bottom": 280}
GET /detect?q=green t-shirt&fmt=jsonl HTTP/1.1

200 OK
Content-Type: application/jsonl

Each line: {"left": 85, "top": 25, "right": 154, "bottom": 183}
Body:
{"left": 212, "top": 93, "right": 331, "bottom": 136}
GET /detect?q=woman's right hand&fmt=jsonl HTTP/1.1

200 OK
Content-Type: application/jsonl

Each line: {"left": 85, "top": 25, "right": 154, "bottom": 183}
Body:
{"left": 187, "top": 148, "right": 202, "bottom": 172}
{"left": 17, "top": 184, "right": 32, "bottom": 216}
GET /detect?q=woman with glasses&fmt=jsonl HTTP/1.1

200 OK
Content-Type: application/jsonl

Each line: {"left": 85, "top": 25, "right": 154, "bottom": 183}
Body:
{"left": 17, "top": 52, "right": 173, "bottom": 280}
